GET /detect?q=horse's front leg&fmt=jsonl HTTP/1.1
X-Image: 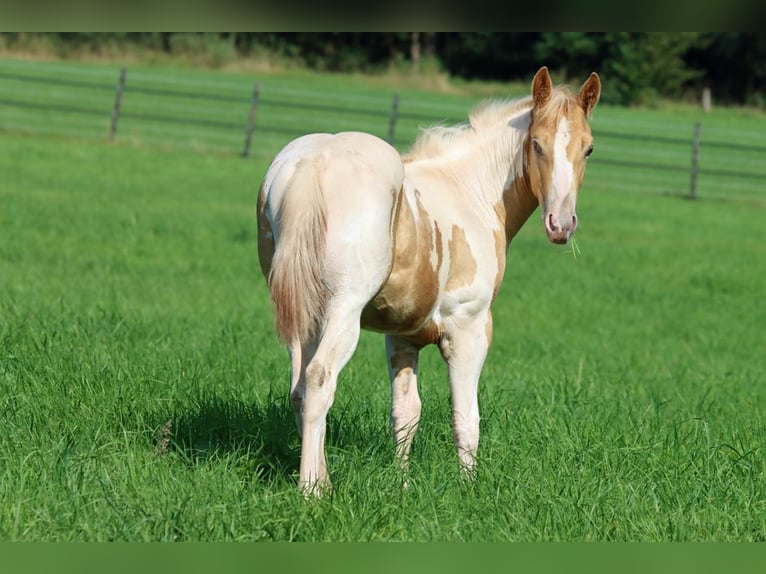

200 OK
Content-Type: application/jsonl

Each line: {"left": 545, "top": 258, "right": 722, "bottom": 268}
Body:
{"left": 439, "top": 310, "right": 492, "bottom": 474}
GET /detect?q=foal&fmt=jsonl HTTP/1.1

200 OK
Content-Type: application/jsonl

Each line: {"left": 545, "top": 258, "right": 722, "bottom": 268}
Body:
{"left": 257, "top": 67, "right": 601, "bottom": 494}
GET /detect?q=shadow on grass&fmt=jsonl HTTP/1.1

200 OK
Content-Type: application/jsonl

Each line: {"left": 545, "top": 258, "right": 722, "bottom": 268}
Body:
{"left": 156, "top": 394, "right": 392, "bottom": 484}
{"left": 157, "top": 395, "right": 300, "bottom": 483}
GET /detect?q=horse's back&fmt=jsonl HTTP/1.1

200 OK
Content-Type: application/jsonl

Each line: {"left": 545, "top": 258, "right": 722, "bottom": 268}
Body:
{"left": 321, "top": 131, "right": 403, "bottom": 187}
{"left": 263, "top": 131, "right": 402, "bottom": 214}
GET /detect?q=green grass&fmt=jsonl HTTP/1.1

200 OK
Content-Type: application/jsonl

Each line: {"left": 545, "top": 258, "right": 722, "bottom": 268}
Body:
{"left": 1, "top": 60, "right": 765, "bottom": 541}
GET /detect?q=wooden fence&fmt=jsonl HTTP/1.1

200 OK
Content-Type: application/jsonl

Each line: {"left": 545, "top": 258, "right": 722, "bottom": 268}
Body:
{"left": 1, "top": 63, "right": 765, "bottom": 201}
{"left": 102, "top": 68, "right": 409, "bottom": 156}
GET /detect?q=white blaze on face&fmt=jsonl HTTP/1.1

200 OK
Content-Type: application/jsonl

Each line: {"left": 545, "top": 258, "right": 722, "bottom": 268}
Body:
{"left": 550, "top": 117, "right": 574, "bottom": 211}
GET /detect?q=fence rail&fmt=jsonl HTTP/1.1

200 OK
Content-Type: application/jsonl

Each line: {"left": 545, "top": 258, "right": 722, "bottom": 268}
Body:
{"left": 2, "top": 63, "right": 765, "bottom": 200}
{"left": 0, "top": 96, "right": 106, "bottom": 117}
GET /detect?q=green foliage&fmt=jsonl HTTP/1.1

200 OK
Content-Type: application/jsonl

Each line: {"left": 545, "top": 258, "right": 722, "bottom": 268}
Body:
{"left": 686, "top": 32, "right": 766, "bottom": 105}
{"left": 440, "top": 32, "right": 543, "bottom": 79}
{"left": 534, "top": 33, "right": 709, "bottom": 106}
{"left": 600, "top": 33, "right": 706, "bottom": 106}
{"left": 167, "top": 33, "right": 238, "bottom": 69}
{"left": 533, "top": 32, "right": 602, "bottom": 80}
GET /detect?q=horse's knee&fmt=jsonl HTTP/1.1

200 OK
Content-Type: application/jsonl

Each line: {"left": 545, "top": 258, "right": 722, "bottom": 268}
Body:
{"left": 305, "top": 360, "right": 330, "bottom": 389}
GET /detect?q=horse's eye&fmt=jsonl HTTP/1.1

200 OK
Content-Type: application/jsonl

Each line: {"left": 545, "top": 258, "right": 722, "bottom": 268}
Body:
{"left": 532, "top": 139, "right": 543, "bottom": 155}
{"left": 585, "top": 144, "right": 594, "bottom": 158}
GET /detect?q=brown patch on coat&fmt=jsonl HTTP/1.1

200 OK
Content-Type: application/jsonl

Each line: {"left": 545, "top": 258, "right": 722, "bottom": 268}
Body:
{"left": 445, "top": 225, "right": 478, "bottom": 292}
{"left": 433, "top": 220, "right": 443, "bottom": 274}
{"left": 401, "top": 320, "right": 443, "bottom": 348}
{"left": 389, "top": 349, "right": 416, "bottom": 371}
{"left": 496, "top": 173, "right": 539, "bottom": 245}
{"left": 361, "top": 188, "right": 441, "bottom": 341}
{"left": 491, "top": 177, "right": 538, "bottom": 300}
{"left": 389, "top": 348, "right": 418, "bottom": 392}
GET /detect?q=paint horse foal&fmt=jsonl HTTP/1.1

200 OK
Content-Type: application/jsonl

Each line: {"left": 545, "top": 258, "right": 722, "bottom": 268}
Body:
{"left": 257, "top": 67, "right": 601, "bottom": 494}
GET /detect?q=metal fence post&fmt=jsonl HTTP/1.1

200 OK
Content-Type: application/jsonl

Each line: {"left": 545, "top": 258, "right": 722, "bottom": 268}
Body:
{"left": 689, "top": 121, "right": 701, "bottom": 199}
{"left": 387, "top": 93, "right": 399, "bottom": 145}
{"left": 242, "top": 82, "right": 260, "bottom": 157}
{"left": 109, "top": 67, "right": 126, "bottom": 141}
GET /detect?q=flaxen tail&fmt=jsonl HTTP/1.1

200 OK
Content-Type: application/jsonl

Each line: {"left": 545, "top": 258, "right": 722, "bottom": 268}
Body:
{"left": 268, "top": 159, "right": 329, "bottom": 345}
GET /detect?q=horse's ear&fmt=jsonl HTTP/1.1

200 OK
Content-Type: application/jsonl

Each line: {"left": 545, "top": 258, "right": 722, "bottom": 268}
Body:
{"left": 532, "top": 66, "right": 552, "bottom": 108}
{"left": 578, "top": 72, "right": 601, "bottom": 118}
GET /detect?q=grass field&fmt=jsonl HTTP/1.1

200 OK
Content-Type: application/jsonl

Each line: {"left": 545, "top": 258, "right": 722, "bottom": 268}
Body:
{"left": 1, "top": 59, "right": 765, "bottom": 541}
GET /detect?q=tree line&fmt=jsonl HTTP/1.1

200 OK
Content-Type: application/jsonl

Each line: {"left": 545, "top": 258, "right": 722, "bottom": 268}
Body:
{"left": 4, "top": 32, "right": 765, "bottom": 107}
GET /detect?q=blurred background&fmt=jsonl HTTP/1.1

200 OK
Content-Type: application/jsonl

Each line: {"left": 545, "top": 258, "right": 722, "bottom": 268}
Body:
{"left": 2, "top": 32, "right": 765, "bottom": 107}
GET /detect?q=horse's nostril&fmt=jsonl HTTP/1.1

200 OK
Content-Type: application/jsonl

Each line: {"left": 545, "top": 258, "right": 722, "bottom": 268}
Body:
{"left": 546, "top": 212, "right": 558, "bottom": 232}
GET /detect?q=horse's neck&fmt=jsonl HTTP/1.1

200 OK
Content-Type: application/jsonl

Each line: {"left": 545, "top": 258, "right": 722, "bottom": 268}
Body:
{"left": 406, "top": 109, "right": 537, "bottom": 248}
{"left": 480, "top": 120, "right": 538, "bottom": 248}
{"left": 425, "top": 125, "right": 525, "bottom": 222}
{"left": 499, "top": 168, "right": 538, "bottom": 245}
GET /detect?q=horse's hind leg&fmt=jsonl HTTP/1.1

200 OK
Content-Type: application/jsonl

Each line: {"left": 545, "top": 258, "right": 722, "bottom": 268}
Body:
{"left": 288, "top": 340, "right": 304, "bottom": 434}
{"left": 299, "top": 299, "right": 366, "bottom": 495}
{"left": 386, "top": 335, "right": 422, "bottom": 468}
{"left": 288, "top": 338, "right": 317, "bottom": 437}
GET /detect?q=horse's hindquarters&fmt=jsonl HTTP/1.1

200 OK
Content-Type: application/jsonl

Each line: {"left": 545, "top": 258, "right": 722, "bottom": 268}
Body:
{"left": 260, "top": 131, "right": 404, "bottom": 341}
{"left": 317, "top": 133, "right": 403, "bottom": 301}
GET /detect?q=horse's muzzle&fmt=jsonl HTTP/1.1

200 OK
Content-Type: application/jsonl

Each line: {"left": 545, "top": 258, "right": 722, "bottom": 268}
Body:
{"left": 545, "top": 212, "right": 577, "bottom": 244}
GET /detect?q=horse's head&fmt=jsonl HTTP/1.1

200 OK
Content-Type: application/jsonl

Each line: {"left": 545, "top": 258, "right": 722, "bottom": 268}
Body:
{"left": 526, "top": 66, "right": 601, "bottom": 244}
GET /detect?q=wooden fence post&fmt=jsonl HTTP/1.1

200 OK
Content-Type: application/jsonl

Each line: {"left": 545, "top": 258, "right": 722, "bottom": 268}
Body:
{"left": 242, "top": 82, "right": 260, "bottom": 158}
{"left": 387, "top": 93, "right": 399, "bottom": 145}
{"left": 109, "top": 67, "right": 126, "bottom": 141}
{"left": 689, "top": 121, "right": 701, "bottom": 199}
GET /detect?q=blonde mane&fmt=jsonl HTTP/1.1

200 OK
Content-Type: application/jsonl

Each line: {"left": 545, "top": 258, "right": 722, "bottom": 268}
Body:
{"left": 402, "top": 96, "right": 532, "bottom": 163}
{"left": 403, "top": 86, "right": 582, "bottom": 163}
{"left": 402, "top": 97, "right": 532, "bottom": 163}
